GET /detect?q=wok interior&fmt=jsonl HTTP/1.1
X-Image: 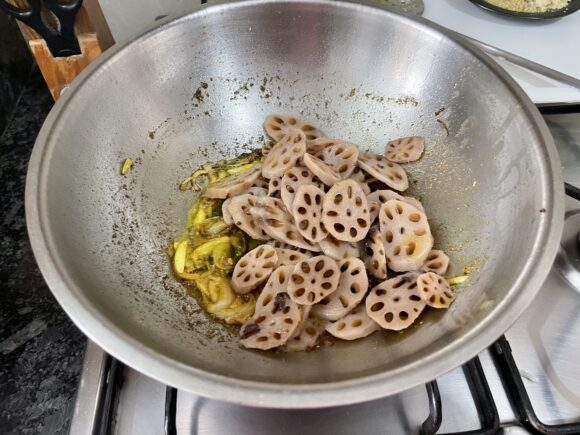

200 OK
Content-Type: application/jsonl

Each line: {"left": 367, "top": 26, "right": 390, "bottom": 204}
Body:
{"left": 42, "top": 2, "right": 549, "bottom": 386}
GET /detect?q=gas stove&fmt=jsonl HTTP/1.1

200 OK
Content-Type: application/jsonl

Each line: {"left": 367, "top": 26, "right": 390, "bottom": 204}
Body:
{"left": 68, "top": 109, "right": 580, "bottom": 435}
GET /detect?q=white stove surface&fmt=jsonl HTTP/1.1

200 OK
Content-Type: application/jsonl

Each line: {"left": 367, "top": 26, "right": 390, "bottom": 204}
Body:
{"left": 70, "top": 113, "right": 580, "bottom": 435}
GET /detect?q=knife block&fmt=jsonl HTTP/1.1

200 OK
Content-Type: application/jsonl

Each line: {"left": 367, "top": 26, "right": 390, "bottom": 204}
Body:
{"left": 9, "top": 0, "right": 114, "bottom": 100}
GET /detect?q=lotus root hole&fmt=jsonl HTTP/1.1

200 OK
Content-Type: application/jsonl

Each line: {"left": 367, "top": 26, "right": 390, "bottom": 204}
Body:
{"left": 409, "top": 213, "right": 421, "bottom": 222}
{"left": 293, "top": 275, "right": 304, "bottom": 284}
{"left": 371, "top": 302, "right": 384, "bottom": 312}
{"left": 385, "top": 312, "right": 394, "bottom": 322}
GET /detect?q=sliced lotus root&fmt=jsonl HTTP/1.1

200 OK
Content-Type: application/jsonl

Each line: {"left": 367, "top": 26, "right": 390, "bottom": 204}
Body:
{"left": 385, "top": 136, "right": 425, "bottom": 163}
{"left": 311, "top": 258, "right": 369, "bottom": 321}
{"left": 284, "top": 317, "right": 326, "bottom": 352}
{"left": 303, "top": 153, "right": 340, "bottom": 186}
{"left": 325, "top": 305, "right": 380, "bottom": 341}
{"left": 318, "top": 236, "right": 360, "bottom": 260}
{"left": 288, "top": 255, "right": 340, "bottom": 305}
{"left": 291, "top": 185, "right": 327, "bottom": 243}
{"left": 348, "top": 166, "right": 372, "bottom": 195}
{"left": 357, "top": 153, "right": 409, "bottom": 191}
{"left": 322, "top": 179, "right": 370, "bottom": 242}
{"left": 280, "top": 166, "right": 324, "bottom": 211}
{"left": 262, "top": 139, "right": 275, "bottom": 156}
{"left": 417, "top": 272, "right": 455, "bottom": 309}
{"left": 249, "top": 197, "right": 318, "bottom": 252}
{"left": 275, "top": 248, "right": 311, "bottom": 266}
{"left": 222, "top": 198, "right": 234, "bottom": 225}
{"left": 379, "top": 199, "right": 433, "bottom": 272}
{"left": 240, "top": 266, "right": 301, "bottom": 350}
{"left": 368, "top": 201, "right": 380, "bottom": 225}
{"left": 264, "top": 114, "right": 324, "bottom": 142}
{"left": 251, "top": 176, "right": 270, "bottom": 190}
{"left": 204, "top": 164, "right": 263, "bottom": 199}
{"left": 368, "top": 190, "right": 425, "bottom": 213}
{"left": 421, "top": 250, "right": 450, "bottom": 275}
{"left": 268, "top": 175, "right": 282, "bottom": 197}
{"left": 245, "top": 186, "right": 268, "bottom": 197}
{"left": 363, "top": 227, "right": 387, "bottom": 279}
{"left": 255, "top": 265, "right": 293, "bottom": 307}
{"left": 262, "top": 128, "right": 306, "bottom": 179}
{"left": 309, "top": 138, "right": 359, "bottom": 178}
{"left": 227, "top": 194, "right": 269, "bottom": 241}
{"left": 366, "top": 272, "right": 426, "bottom": 331}
{"left": 231, "top": 245, "right": 279, "bottom": 294}
{"left": 268, "top": 240, "right": 312, "bottom": 254}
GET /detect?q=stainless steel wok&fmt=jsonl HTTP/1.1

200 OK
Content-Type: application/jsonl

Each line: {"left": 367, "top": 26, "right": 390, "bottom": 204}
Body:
{"left": 25, "top": 0, "right": 564, "bottom": 408}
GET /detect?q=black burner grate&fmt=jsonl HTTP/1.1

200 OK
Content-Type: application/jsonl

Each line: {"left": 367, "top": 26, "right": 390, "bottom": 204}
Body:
{"left": 491, "top": 336, "right": 580, "bottom": 435}
{"left": 420, "top": 356, "right": 499, "bottom": 435}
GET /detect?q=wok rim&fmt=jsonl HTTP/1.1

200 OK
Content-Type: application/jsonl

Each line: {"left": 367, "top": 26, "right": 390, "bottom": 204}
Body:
{"left": 25, "top": 0, "right": 564, "bottom": 408}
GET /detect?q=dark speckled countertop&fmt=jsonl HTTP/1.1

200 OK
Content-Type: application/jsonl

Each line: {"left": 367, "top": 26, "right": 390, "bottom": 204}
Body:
{"left": 0, "top": 71, "right": 86, "bottom": 434}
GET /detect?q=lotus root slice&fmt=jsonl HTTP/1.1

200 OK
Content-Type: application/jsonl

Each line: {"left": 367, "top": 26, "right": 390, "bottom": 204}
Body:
{"left": 251, "top": 176, "right": 270, "bottom": 190}
{"left": 280, "top": 166, "right": 324, "bottom": 211}
{"left": 310, "top": 138, "right": 359, "bottom": 178}
{"left": 262, "top": 128, "right": 306, "bottom": 179}
{"left": 240, "top": 266, "right": 301, "bottom": 349}
{"left": 268, "top": 240, "right": 312, "bottom": 254}
{"left": 421, "top": 250, "right": 450, "bottom": 275}
{"left": 204, "top": 164, "right": 263, "bottom": 199}
{"left": 292, "top": 185, "right": 327, "bottom": 243}
{"left": 268, "top": 175, "right": 282, "bottom": 197}
{"left": 348, "top": 166, "right": 372, "bottom": 195}
{"left": 368, "top": 201, "right": 380, "bottom": 225}
{"left": 284, "top": 317, "right": 326, "bottom": 352}
{"left": 244, "top": 186, "right": 268, "bottom": 197}
{"left": 322, "top": 179, "right": 370, "bottom": 242}
{"left": 303, "top": 153, "right": 341, "bottom": 186}
{"left": 264, "top": 114, "right": 324, "bottom": 142}
{"left": 417, "top": 272, "right": 455, "bottom": 308}
{"left": 231, "top": 245, "right": 279, "bottom": 294}
{"left": 357, "top": 153, "right": 409, "bottom": 191}
{"left": 379, "top": 199, "right": 433, "bottom": 272}
{"left": 250, "top": 197, "right": 318, "bottom": 252}
{"left": 326, "top": 305, "right": 380, "bottom": 341}
{"left": 385, "top": 136, "right": 425, "bottom": 163}
{"left": 311, "top": 257, "right": 369, "bottom": 321}
{"left": 288, "top": 255, "right": 340, "bottom": 305}
{"left": 318, "top": 236, "right": 360, "bottom": 260}
{"left": 368, "top": 190, "right": 425, "bottom": 214}
{"left": 275, "top": 248, "right": 311, "bottom": 267}
{"left": 262, "top": 139, "right": 275, "bottom": 156}
{"left": 227, "top": 194, "right": 269, "bottom": 240}
{"left": 364, "top": 227, "right": 387, "bottom": 279}
{"left": 222, "top": 198, "right": 234, "bottom": 225}
{"left": 366, "top": 273, "right": 426, "bottom": 331}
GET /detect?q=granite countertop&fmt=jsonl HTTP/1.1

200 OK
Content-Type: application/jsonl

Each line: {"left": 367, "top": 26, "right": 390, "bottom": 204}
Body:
{"left": 0, "top": 71, "right": 86, "bottom": 435}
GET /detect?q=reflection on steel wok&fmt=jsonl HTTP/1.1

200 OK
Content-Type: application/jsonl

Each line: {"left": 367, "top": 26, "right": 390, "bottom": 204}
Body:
{"left": 25, "top": 0, "right": 563, "bottom": 408}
